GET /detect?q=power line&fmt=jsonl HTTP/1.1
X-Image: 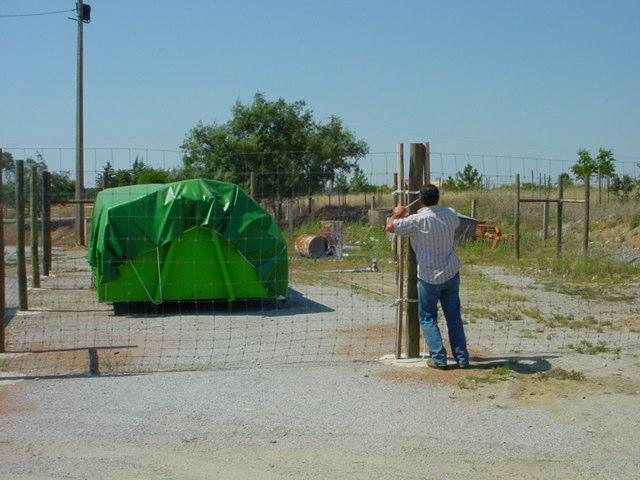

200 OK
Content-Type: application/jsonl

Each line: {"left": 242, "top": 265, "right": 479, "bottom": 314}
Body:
{"left": 0, "top": 8, "right": 74, "bottom": 18}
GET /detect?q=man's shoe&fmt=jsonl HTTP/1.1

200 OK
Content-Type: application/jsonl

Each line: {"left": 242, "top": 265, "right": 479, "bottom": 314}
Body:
{"left": 458, "top": 363, "right": 470, "bottom": 369}
{"left": 426, "top": 359, "right": 447, "bottom": 370}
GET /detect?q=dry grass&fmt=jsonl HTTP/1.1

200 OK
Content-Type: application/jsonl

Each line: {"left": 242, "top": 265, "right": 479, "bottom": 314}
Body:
{"left": 622, "top": 314, "right": 640, "bottom": 333}
{"left": 2, "top": 204, "right": 93, "bottom": 220}
{"left": 2, "top": 222, "right": 77, "bottom": 247}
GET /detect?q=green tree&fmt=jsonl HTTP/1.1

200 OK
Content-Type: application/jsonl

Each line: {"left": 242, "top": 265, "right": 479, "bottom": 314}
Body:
{"left": 1, "top": 151, "right": 15, "bottom": 206}
{"left": 558, "top": 172, "right": 574, "bottom": 187}
{"left": 49, "top": 172, "right": 75, "bottom": 203}
{"left": 349, "top": 166, "right": 370, "bottom": 193}
{"left": 333, "top": 173, "right": 350, "bottom": 194}
{"left": 137, "top": 167, "right": 170, "bottom": 184}
{"left": 443, "top": 163, "right": 482, "bottom": 190}
{"left": 113, "top": 169, "right": 133, "bottom": 187}
{"left": 96, "top": 161, "right": 116, "bottom": 189}
{"left": 571, "top": 149, "right": 597, "bottom": 181}
{"left": 1, "top": 150, "right": 15, "bottom": 179}
{"left": 594, "top": 148, "right": 616, "bottom": 203}
{"left": 180, "top": 93, "right": 368, "bottom": 199}
{"left": 1, "top": 153, "right": 46, "bottom": 207}
{"left": 595, "top": 148, "right": 616, "bottom": 178}
{"left": 457, "top": 164, "right": 482, "bottom": 188}
{"left": 0, "top": 152, "right": 74, "bottom": 206}
{"left": 609, "top": 174, "right": 635, "bottom": 200}
{"left": 131, "top": 157, "right": 147, "bottom": 184}
{"left": 97, "top": 158, "right": 171, "bottom": 188}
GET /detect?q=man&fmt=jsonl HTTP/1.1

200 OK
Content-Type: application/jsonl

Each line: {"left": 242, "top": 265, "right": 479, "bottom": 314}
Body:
{"left": 385, "top": 184, "right": 470, "bottom": 369}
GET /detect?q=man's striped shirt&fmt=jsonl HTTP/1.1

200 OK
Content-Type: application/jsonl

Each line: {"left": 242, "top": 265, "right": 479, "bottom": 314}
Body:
{"left": 393, "top": 206, "right": 460, "bottom": 285}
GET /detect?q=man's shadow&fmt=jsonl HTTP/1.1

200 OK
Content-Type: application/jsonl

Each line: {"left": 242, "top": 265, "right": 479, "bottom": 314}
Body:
{"left": 460, "top": 354, "right": 559, "bottom": 373}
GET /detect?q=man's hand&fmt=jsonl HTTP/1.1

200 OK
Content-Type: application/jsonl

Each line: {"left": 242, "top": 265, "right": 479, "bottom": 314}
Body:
{"left": 385, "top": 206, "right": 407, "bottom": 233}
{"left": 391, "top": 206, "right": 407, "bottom": 219}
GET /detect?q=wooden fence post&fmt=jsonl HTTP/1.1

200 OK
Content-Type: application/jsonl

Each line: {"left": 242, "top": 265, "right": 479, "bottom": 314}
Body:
{"left": 394, "top": 145, "right": 404, "bottom": 359}
{"left": 30, "top": 166, "right": 40, "bottom": 288}
{"left": 393, "top": 173, "right": 398, "bottom": 207}
{"left": 16, "top": 160, "right": 28, "bottom": 310}
{"left": 514, "top": 174, "right": 521, "bottom": 259}
{"left": 0, "top": 149, "right": 5, "bottom": 351}
{"left": 84, "top": 216, "right": 90, "bottom": 245}
{"left": 249, "top": 171, "right": 256, "bottom": 199}
{"left": 41, "top": 171, "right": 52, "bottom": 276}
{"left": 542, "top": 200, "right": 549, "bottom": 240}
{"left": 583, "top": 175, "right": 590, "bottom": 257}
{"left": 287, "top": 199, "right": 294, "bottom": 234}
{"left": 556, "top": 174, "right": 564, "bottom": 257}
{"left": 310, "top": 198, "right": 315, "bottom": 223}
{"left": 406, "top": 144, "right": 424, "bottom": 358}
{"left": 471, "top": 199, "right": 477, "bottom": 218}
{"left": 423, "top": 142, "right": 431, "bottom": 184}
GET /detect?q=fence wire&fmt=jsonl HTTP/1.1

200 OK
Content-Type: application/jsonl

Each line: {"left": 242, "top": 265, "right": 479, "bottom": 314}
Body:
{"left": 1, "top": 149, "right": 639, "bottom": 377}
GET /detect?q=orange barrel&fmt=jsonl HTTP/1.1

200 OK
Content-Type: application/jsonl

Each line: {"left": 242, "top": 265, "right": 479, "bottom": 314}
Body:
{"left": 294, "top": 234, "right": 327, "bottom": 259}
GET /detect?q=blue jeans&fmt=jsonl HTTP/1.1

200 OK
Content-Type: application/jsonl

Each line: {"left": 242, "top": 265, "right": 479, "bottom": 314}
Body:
{"left": 418, "top": 274, "right": 469, "bottom": 366}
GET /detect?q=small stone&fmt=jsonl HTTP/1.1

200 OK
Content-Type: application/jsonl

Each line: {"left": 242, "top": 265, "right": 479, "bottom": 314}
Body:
{"left": 488, "top": 394, "right": 496, "bottom": 399}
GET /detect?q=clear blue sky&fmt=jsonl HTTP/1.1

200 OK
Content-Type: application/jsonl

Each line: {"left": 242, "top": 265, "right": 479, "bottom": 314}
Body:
{"left": 2, "top": 0, "right": 639, "bottom": 178}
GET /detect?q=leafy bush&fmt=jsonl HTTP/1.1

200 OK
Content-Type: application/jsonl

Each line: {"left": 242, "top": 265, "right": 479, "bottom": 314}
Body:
{"left": 609, "top": 174, "right": 636, "bottom": 200}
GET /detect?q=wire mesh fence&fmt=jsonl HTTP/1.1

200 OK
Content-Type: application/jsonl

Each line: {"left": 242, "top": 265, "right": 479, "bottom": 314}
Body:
{"left": 1, "top": 147, "right": 639, "bottom": 377}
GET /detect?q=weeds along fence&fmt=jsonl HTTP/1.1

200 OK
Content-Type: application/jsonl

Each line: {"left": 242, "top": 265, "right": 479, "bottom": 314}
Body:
{"left": 0, "top": 146, "right": 639, "bottom": 377}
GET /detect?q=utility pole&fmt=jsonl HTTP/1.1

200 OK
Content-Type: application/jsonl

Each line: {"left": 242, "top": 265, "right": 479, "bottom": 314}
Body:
{"left": 75, "top": 1, "right": 90, "bottom": 245}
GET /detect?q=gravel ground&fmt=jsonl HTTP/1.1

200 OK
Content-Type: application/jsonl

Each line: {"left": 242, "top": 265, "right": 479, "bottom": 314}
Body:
{"left": 2, "top": 248, "right": 638, "bottom": 377}
{"left": 2, "top": 247, "right": 396, "bottom": 375}
{"left": 0, "top": 361, "right": 638, "bottom": 479}
{"left": 1, "top": 247, "right": 639, "bottom": 478}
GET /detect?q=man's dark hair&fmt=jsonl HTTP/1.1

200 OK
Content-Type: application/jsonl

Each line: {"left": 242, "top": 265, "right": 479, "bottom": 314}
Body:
{"left": 420, "top": 184, "right": 440, "bottom": 206}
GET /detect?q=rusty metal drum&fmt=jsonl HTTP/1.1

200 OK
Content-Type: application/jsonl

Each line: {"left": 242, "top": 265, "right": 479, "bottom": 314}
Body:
{"left": 294, "top": 234, "right": 327, "bottom": 259}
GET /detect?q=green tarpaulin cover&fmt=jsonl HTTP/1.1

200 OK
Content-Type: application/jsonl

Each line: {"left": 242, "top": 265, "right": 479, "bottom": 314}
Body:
{"left": 88, "top": 179, "right": 288, "bottom": 298}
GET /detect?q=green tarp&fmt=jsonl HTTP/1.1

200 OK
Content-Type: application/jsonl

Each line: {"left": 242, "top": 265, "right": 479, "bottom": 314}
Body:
{"left": 88, "top": 179, "right": 288, "bottom": 300}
